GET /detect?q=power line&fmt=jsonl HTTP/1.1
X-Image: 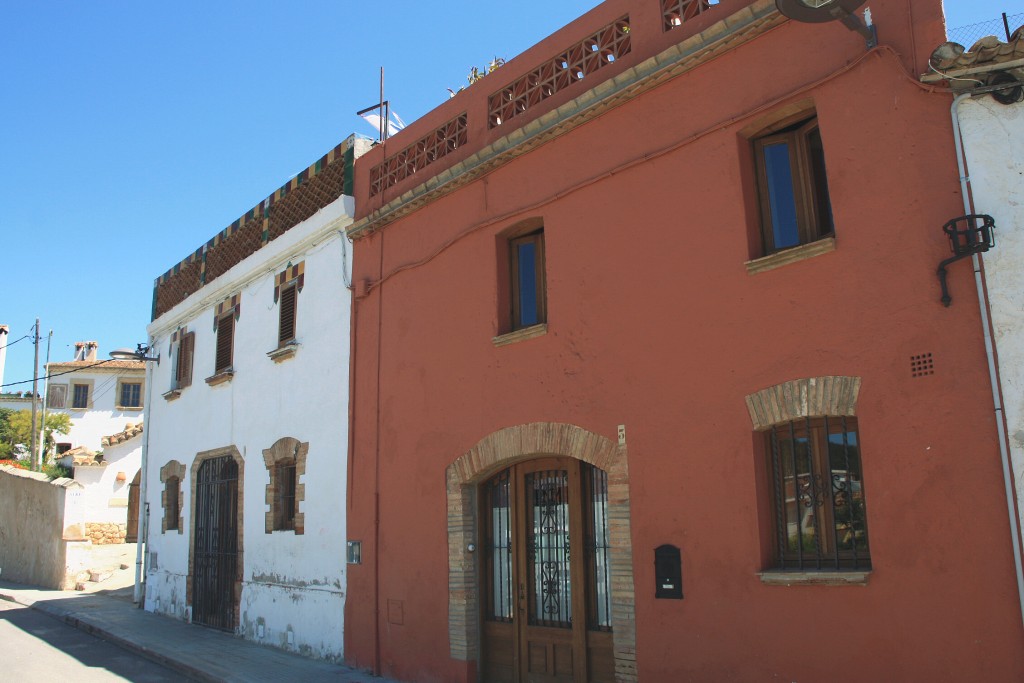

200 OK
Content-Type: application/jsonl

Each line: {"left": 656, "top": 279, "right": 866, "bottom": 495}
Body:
{"left": 0, "top": 359, "right": 122, "bottom": 390}
{"left": 0, "top": 335, "right": 30, "bottom": 351}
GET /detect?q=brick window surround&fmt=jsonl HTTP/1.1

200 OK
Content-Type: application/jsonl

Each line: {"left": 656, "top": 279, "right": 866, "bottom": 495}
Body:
{"left": 446, "top": 422, "right": 638, "bottom": 683}
{"left": 263, "top": 437, "right": 308, "bottom": 535}
{"left": 159, "top": 460, "right": 186, "bottom": 533}
{"left": 744, "top": 375, "right": 862, "bottom": 431}
{"left": 186, "top": 445, "right": 245, "bottom": 628}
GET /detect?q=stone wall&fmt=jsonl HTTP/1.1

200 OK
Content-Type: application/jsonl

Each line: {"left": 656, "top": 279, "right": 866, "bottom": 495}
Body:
{"left": 85, "top": 522, "right": 127, "bottom": 545}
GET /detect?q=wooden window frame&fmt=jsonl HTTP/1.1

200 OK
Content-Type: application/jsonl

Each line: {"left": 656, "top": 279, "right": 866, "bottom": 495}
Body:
{"left": 509, "top": 229, "right": 547, "bottom": 332}
{"left": 273, "top": 459, "right": 297, "bottom": 531}
{"left": 214, "top": 313, "right": 234, "bottom": 375}
{"left": 765, "top": 416, "right": 870, "bottom": 571}
{"left": 753, "top": 116, "right": 833, "bottom": 255}
{"left": 116, "top": 380, "right": 144, "bottom": 409}
{"left": 165, "top": 476, "right": 181, "bottom": 531}
{"left": 70, "top": 381, "right": 92, "bottom": 410}
{"left": 175, "top": 331, "right": 195, "bottom": 390}
{"left": 278, "top": 281, "right": 298, "bottom": 347}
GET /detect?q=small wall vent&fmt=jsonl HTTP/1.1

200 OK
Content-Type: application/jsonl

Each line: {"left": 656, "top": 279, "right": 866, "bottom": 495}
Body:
{"left": 911, "top": 353, "right": 935, "bottom": 378}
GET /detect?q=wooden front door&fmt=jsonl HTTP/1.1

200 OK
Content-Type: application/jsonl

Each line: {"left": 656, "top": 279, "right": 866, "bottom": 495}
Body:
{"left": 481, "top": 458, "right": 614, "bottom": 683}
{"left": 191, "top": 455, "right": 239, "bottom": 631}
{"left": 126, "top": 470, "right": 141, "bottom": 543}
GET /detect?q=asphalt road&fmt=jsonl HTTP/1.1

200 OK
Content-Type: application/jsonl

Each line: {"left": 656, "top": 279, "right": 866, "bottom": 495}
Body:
{"left": 0, "top": 598, "right": 194, "bottom": 682}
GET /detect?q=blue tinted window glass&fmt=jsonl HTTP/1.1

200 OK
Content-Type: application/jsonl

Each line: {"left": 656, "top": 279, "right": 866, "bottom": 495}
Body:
{"left": 518, "top": 242, "right": 538, "bottom": 326}
{"left": 763, "top": 142, "right": 799, "bottom": 248}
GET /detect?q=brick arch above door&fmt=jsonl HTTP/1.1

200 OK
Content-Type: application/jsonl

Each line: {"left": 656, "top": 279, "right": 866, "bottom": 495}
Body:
{"left": 445, "top": 422, "right": 638, "bottom": 683}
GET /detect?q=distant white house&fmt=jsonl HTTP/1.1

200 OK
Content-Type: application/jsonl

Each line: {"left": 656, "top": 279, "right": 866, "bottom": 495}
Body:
{"left": 0, "top": 392, "right": 40, "bottom": 415}
{"left": 144, "top": 135, "right": 368, "bottom": 661}
{"left": 45, "top": 341, "right": 147, "bottom": 544}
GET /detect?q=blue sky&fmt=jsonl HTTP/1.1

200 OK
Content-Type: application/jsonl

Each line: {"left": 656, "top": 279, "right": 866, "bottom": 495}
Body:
{"left": 0, "top": 0, "right": 1015, "bottom": 389}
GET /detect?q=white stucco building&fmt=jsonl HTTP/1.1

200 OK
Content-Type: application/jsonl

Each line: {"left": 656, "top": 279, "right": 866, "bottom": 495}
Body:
{"left": 144, "top": 135, "right": 368, "bottom": 661}
{"left": 41, "top": 343, "right": 147, "bottom": 543}
{"left": 46, "top": 341, "right": 147, "bottom": 454}
{"left": 928, "top": 29, "right": 1024, "bottom": 536}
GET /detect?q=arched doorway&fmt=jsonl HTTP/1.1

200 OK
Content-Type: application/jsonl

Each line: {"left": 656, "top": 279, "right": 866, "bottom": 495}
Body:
{"left": 445, "top": 423, "right": 637, "bottom": 683}
{"left": 190, "top": 453, "right": 240, "bottom": 631}
{"left": 481, "top": 457, "right": 614, "bottom": 683}
{"left": 126, "top": 470, "right": 141, "bottom": 543}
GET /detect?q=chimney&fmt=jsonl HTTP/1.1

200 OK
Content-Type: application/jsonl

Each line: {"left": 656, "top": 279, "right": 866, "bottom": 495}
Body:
{"left": 73, "top": 341, "right": 98, "bottom": 362}
{"left": 0, "top": 325, "right": 8, "bottom": 388}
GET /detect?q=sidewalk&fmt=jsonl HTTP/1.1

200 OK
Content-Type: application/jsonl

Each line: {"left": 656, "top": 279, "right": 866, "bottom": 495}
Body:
{"left": 0, "top": 579, "right": 396, "bottom": 683}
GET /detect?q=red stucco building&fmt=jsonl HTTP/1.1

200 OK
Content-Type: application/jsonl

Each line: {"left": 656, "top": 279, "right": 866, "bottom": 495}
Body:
{"left": 344, "top": 1, "right": 1024, "bottom": 681}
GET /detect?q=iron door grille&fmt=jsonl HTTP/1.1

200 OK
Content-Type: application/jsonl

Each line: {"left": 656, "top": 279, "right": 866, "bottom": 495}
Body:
{"left": 192, "top": 455, "right": 239, "bottom": 631}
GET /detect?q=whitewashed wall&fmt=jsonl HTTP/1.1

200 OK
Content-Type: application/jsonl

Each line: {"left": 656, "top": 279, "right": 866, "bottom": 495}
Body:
{"left": 145, "top": 195, "right": 354, "bottom": 661}
{"left": 74, "top": 438, "right": 141, "bottom": 524}
{"left": 47, "top": 367, "right": 146, "bottom": 453}
{"left": 959, "top": 97, "right": 1024, "bottom": 531}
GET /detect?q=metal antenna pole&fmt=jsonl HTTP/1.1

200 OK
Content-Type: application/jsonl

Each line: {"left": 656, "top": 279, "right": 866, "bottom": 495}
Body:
{"left": 380, "top": 67, "right": 386, "bottom": 142}
{"left": 30, "top": 319, "right": 39, "bottom": 470}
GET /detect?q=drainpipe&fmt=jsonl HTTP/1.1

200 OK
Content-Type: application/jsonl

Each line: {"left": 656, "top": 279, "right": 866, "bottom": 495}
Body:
{"left": 950, "top": 92, "right": 1024, "bottom": 629}
{"left": 133, "top": 337, "right": 156, "bottom": 606}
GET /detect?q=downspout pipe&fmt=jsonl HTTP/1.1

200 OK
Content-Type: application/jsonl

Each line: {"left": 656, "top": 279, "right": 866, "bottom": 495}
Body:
{"left": 133, "top": 337, "right": 156, "bottom": 606}
{"left": 950, "top": 92, "right": 1024, "bottom": 629}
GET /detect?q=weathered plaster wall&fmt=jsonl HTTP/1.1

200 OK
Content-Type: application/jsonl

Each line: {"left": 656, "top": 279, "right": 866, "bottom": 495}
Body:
{"left": 958, "top": 96, "right": 1024, "bottom": 533}
{"left": 0, "top": 466, "right": 88, "bottom": 589}
{"left": 145, "top": 196, "right": 353, "bottom": 661}
{"left": 70, "top": 438, "right": 140, "bottom": 530}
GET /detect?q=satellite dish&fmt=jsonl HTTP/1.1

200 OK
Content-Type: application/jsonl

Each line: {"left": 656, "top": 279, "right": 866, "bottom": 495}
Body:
{"left": 775, "top": 0, "right": 876, "bottom": 47}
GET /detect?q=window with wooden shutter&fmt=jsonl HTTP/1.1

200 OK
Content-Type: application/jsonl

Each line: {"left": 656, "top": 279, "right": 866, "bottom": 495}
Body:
{"left": 176, "top": 332, "right": 195, "bottom": 388}
{"left": 274, "top": 460, "right": 297, "bottom": 531}
{"left": 278, "top": 283, "right": 297, "bottom": 346}
{"left": 72, "top": 383, "right": 90, "bottom": 409}
{"left": 215, "top": 314, "right": 234, "bottom": 374}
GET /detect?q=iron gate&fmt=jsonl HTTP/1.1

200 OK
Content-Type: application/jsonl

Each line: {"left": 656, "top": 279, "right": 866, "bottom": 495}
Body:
{"left": 192, "top": 455, "right": 239, "bottom": 631}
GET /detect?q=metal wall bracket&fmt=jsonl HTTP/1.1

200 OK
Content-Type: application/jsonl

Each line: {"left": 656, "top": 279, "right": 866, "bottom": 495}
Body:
{"left": 937, "top": 214, "right": 996, "bottom": 306}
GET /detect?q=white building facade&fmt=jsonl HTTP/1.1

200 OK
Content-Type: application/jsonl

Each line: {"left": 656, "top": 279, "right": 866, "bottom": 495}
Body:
{"left": 46, "top": 344, "right": 147, "bottom": 454}
{"left": 144, "top": 136, "right": 367, "bottom": 661}
{"left": 930, "top": 31, "right": 1024, "bottom": 541}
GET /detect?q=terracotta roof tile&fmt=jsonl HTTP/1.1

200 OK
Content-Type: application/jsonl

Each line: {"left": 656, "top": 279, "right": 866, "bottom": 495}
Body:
{"left": 925, "top": 25, "right": 1024, "bottom": 83}
{"left": 101, "top": 422, "right": 144, "bottom": 447}
{"left": 46, "top": 360, "right": 146, "bottom": 371}
{"left": 64, "top": 446, "right": 104, "bottom": 467}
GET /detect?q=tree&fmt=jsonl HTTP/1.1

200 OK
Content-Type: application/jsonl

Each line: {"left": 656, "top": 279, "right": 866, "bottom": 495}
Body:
{"left": 3, "top": 410, "right": 72, "bottom": 458}
{"left": 0, "top": 408, "right": 14, "bottom": 460}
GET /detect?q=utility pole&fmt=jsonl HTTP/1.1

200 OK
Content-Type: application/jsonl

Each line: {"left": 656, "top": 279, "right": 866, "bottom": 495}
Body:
{"left": 37, "top": 329, "right": 52, "bottom": 467}
{"left": 29, "top": 318, "right": 40, "bottom": 470}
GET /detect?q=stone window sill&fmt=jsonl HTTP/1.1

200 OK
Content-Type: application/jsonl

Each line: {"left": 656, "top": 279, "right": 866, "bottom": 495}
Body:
{"left": 116, "top": 406, "right": 144, "bottom": 412}
{"left": 758, "top": 569, "right": 871, "bottom": 586}
{"left": 267, "top": 342, "right": 299, "bottom": 363}
{"left": 745, "top": 237, "right": 836, "bottom": 275}
{"left": 205, "top": 370, "right": 234, "bottom": 387}
{"left": 493, "top": 323, "right": 548, "bottom": 347}
{"left": 162, "top": 389, "right": 182, "bottom": 402}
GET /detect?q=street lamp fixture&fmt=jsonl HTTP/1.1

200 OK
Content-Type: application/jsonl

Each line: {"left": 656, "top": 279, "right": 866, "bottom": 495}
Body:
{"left": 775, "top": 0, "right": 877, "bottom": 48}
{"left": 110, "top": 344, "right": 160, "bottom": 364}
